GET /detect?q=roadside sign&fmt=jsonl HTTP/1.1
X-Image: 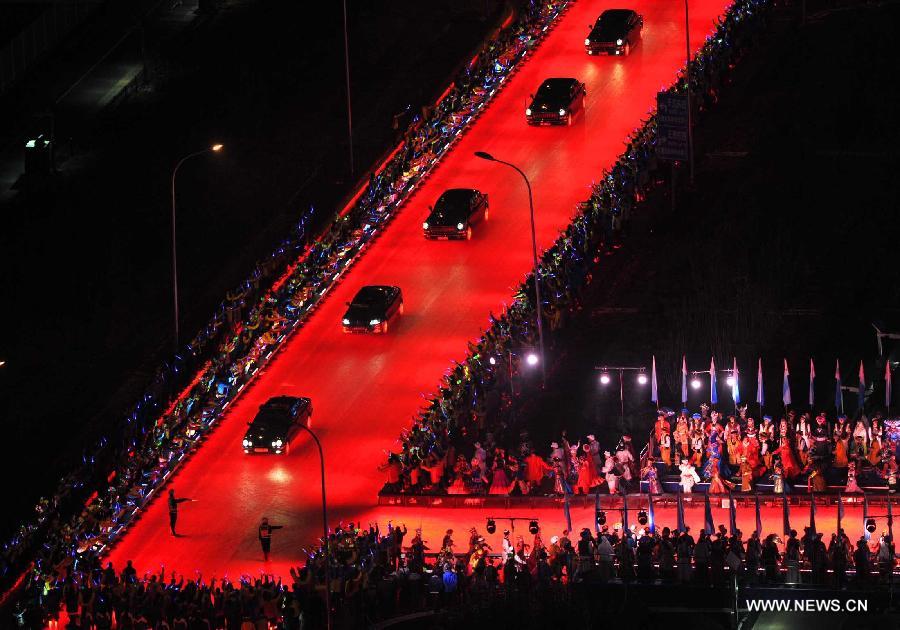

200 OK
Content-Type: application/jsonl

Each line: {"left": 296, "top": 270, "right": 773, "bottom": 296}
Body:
{"left": 656, "top": 92, "right": 689, "bottom": 162}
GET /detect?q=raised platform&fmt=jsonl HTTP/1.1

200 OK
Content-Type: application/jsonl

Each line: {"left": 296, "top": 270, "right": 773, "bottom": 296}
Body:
{"left": 377, "top": 490, "right": 897, "bottom": 510}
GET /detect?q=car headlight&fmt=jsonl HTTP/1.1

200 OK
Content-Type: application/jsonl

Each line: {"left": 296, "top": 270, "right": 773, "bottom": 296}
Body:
{"left": 525, "top": 108, "right": 532, "bottom": 116}
{"left": 422, "top": 222, "right": 429, "bottom": 230}
{"left": 616, "top": 38, "right": 624, "bottom": 46}
{"left": 584, "top": 38, "right": 591, "bottom": 46}
{"left": 559, "top": 108, "right": 567, "bottom": 116}
{"left": 456, "top": 222, "right": 465, "bottom": 230}
{"left": 342, "top": 318, "right": 350, "bottom": 325}
{"left": 242, "top": 438, "right": 251, "bottom": 447}
{"left": 369, "top": 319, "right": 381, "bottom": 326}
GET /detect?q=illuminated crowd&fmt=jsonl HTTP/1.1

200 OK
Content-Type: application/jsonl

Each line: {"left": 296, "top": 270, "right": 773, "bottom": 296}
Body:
{"left": 382, "top": 403, "right": 899, "bottom": 497}
{"left": 15, "top": 515, "right": 897, "bottom": 628}
{"left": 646, "top": 406, "right": 898, "bottom": 495}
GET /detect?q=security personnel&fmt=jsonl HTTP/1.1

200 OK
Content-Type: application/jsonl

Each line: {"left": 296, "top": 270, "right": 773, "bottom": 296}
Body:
{"left": 167, "top": 489, "right": 192, "bottom": 536}
{"left": 258, "top": 517, "right": 283, "bottom": 561}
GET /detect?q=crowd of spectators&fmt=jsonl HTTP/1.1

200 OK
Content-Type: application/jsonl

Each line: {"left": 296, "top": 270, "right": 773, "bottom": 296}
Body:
{"left": 380, "top": 402, "right": 900, "bottom": 497}
{"left": 15, "top": 513, "right": 898, "bottom": 628}
{"left": 647, "top": 406, "right": 899, "bottom": 495}
{"left": 0, "top": 0, "right": 571, "bottom": 595}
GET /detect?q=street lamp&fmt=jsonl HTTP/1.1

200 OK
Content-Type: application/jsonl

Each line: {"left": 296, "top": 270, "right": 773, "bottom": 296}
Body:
{"left": 596, "top": 365, "right": 648, "bottom": 430}
{"left": 491, "top": 348, "right": 540, "bottom": 424}
{"left": 170, "top": 143, "right": 224, "bottom": 352}
{"left": 474, "top": 151, "right": 546, "bottom": 385}
{"left": 296, "top": 423, "right": 332, "bottom": 630}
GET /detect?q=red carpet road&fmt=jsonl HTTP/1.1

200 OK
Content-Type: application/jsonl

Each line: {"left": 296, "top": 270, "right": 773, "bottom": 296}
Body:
{"left": 108, "top": 0, "right": 735, "bottom": 578}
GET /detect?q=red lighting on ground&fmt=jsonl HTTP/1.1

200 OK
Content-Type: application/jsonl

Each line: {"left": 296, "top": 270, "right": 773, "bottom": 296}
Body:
{"left": 107, "top": 0, "right": 734, "bottom": 580}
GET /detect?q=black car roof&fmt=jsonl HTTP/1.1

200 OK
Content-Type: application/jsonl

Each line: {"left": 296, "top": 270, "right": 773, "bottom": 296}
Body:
{"left": 598, "top": 9, "right": 635, "bottom": 24}
{"left": 539, "top": 78, "right": 578, "bottom": 90}
{"left": 352, "top": 285, "right": 396, "bottom": 303}
{"left": 536, "top": 78, "right": 578, "bottom": 100}
{"left": 436, "top": 189, "right": 478, "bottom": 205}
{"left": 251, "top": 409, "right": 291, "bottom": 427}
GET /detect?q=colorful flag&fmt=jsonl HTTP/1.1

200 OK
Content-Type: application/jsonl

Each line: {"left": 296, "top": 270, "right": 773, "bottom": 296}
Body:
{"left": 564, "top": 493, "right": 572, "bottom": 532}
{"left": 886, "top": 361, "right": 893, "bottom": 408}
{"left": 677, "top": 492, "right": 686, "bottom": 532}
{"left": 782, "top": 495, "right": 791, "bottom": 536}
{"left": 809, "top": 358, "right": 815, "bottom": 407}
{"left": 837, "top": 493, "right": 844, "bottom": 532}
{"left": 756, "top": 358, "right": 764, "bottom": 407}
{"left": 732, "top": 357, "right": 740, "bottom": 404}
{"left": 648, "top": 494, "right": 656, "bottom": 534}
{"left": 651, "top": 355, "right": 658, "bottom": 404}
{"left": 782, "top": 359, "right": 791, "bottom": 406}
{"left": 755, "top": 493, "right": 762, "bottom": 537}
{"left": 704, "top": 493, "right": 714, "bottom": 534}
{"left": 710, "top": 357, "right": 718, "bottom": 404}
{"left": 835, "top": 359, "right": 843, "bottom": 413}
{"left": 858, "top": 361, "right": 866, "bottom": 411}
{"left": 729, "top": 492, "right": 737, "bottom": 535}
{"left": 681, "top": 356, "right": 688, "bottom": 404}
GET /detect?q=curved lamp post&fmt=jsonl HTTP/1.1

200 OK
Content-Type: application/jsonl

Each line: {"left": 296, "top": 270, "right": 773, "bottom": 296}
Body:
{"left": 473, "top": 151, "right": 546, "bottom": 386}
{"left": 297, "top": 423, "right": 331, "bottom": 630}
{"left": 170, "top": 143, "right": 223, "bottom": 351}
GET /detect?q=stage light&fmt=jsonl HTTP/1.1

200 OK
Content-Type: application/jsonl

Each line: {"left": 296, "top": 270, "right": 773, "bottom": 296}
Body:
{"left": 637, "top": 372, "right": 648, "bottom": 385}
{"left": 599, "top": 371, "right": 611, "bottom": 385}
{"left": 691, "top": 377, "right": 702, "bottom": 389}
{"left": 526, "top": 352, "right": 539, "bottom": 367}
{"left": 486, "top": 518, "right": 496, "bottom": 534}
{"left": 529, "top": 520, "right": 539, "bottom": 535}
{"left": 595, "top": 510, "right": 606, "bottom": 526}
{"left": 866, "top": 518, "right": 877, "bottom": 533}
{"left": 488, "top": 356, "right": 497, "bottom": 366}
{"left": 726, "top": 376, "right": 735, "bottom": 387}
{"left": 637, "top": 510, "right": 648, "bottom": 526}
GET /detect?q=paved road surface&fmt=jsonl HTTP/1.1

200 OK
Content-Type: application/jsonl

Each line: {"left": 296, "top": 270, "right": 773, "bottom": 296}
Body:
{"left": 107, "top": 0, "right": 734, "bottom": 576}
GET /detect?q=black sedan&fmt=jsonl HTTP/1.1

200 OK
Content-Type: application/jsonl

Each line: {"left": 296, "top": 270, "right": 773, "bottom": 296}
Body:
{"left": 242, "top": 396, "right": 312, "bottom": 454}
{"left": 423, "top": 189, "right": 489, "bottom": 240}
{"left": 585, "top": 9, "right": 643, "bottom": 56}
{"left": 341, "top": 285, "right": 403, "bottom": 333}
{"left": 526, "top": 78, "right": 586, "bottom": 126}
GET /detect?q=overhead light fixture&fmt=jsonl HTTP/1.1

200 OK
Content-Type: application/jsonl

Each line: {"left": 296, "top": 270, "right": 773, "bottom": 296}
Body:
{"left": 599, "top": 371, "right": 611, "bottom": 385}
